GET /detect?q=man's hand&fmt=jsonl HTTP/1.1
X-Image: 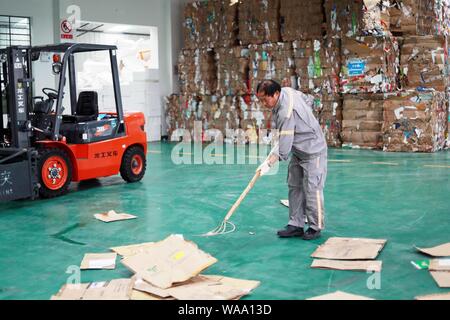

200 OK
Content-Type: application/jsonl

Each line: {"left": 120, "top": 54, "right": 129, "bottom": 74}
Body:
{"left": 257, "top": 160, "right": 272, "bottom": 176}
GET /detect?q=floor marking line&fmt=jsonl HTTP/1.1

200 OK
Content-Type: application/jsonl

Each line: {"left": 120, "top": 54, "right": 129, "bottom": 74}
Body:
{"left": 328, "top": 160, "right": 352, "bottom": 163}
{"left": 424, "top": 165, "right": 450, "bottom": 169}
{"left": 371, "top": 162, "right": 399, "bottom": 166}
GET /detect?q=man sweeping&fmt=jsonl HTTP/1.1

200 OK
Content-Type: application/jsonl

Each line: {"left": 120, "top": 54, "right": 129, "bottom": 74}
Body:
{"left": 256, "top": 80, "right": 328, "bottom": 240}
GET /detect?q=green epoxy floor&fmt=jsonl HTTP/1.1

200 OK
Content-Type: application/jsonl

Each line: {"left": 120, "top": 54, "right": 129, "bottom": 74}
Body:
{"left": 0, "top": 142, "right": 449, "bottom": 300}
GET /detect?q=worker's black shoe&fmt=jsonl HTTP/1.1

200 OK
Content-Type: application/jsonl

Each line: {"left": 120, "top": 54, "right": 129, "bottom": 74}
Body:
{"left": 302, "top": 228, "right": 322, "bottom": 240}
{"left": 277, "top": 225, "right": 304, "bottom": 238}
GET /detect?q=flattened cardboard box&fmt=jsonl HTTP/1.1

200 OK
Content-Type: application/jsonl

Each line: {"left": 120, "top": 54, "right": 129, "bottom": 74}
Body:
{"left": 51, "top": 279, "right": 134, "bottom": 300}
{"left": 429, "top": 259, "right": 450, "bottom": 272}
{"left": 311, "top": 237, "right": 387, "bottom": 260}
{"left": 111, "top": 242, "right": 156, "bottom": 257}
{"left": 416, "top": 243, "right": 450, "bottom": 257}
{"left": 415, "top": 292, "right": 450, "bottom": 300}
{"left": 121, "top": 235, "right": 218, "bottom": 289}
{"left": 311, "top": 259, "right": 382, "bottom": 272}
{"left": 307, "top": 291, "right": 374, "bottom": 300}
{"left": 80, "top": 253, "right": 117, "bottom": 270}
{"left": 430, "top": 272, "right": 450, "bottom": 288}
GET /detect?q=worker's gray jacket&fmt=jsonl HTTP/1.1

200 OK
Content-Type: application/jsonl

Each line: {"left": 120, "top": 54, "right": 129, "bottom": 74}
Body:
{"left": 272, "top": 87, "right": 327, "bottom": 161}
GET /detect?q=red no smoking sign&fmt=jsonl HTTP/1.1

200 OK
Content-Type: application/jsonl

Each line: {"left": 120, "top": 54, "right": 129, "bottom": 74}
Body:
{"left": 60, "top": 19, "right": 73, "bottom": 40}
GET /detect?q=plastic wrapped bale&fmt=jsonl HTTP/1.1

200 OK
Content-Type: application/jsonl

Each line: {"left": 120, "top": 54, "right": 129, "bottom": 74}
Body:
{"left": 238, "top": 0, "right": 281, "bottom": 45}
{"left": 293, "top": 38, "right": 341, "bottom": 96}
{"left": 216, "top": 47, "right": 250, "bottom": 96}
{"left": 340, "top": 36, "right": 400, "bottom": 94}
{"left": 324, "top": 0, "right": 391, "bottom": 38}
{"left": 389, "top": 0, "right": 446, "bottom": 36}
{"left": 400, "top": 36, "right": 449, "bottom": 91}
{"left": 178, "top": 49, "right": 217, "bottom": 96}
{"left": 248, "top": 42, "right": 296, "bottom": 94}
{"left": 383, "top": 91, "right": 448, "bottom": 152}
{"left": 280, "top": 0, "right": 324, "bottom": 41}
{"left": 341, "top": 93, "right": 386, "bottom": 149}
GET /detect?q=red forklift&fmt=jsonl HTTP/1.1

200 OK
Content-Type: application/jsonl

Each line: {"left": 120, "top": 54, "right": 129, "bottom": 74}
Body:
{"left": 0, "top": 43, "right": 147, "bottom": 201}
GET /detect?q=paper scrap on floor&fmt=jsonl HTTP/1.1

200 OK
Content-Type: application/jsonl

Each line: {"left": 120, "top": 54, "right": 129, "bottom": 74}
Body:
{"left": 307, "top": 291, "right": 374, "bottom": 300}
{"left": 121, "top": 234, "right": 218, "bottom": 289}
{"left": 311, "top": 237, "right": 387, "bottom": 260}
{"left": 415, "top": 292, "right": 450, "bottom": 300}
{"left": 51, "top": 279, "right": 134, "bottom": 300}
{"left": 430, "top": 272, "right": 450, "bottom": 288}
{"left": 80, "top": 253, "right": 117, "bottom": 270}
{"left": 94, "top": 210, "right": 137, "bottom": 223}
{"left": 416, "top": 243, "right": 450, "bottom": 257}
{"left": 311, "top": 259, "right": 382, "bottom": 272}
{"left": 280, "top": 200, "right": 289, "bottom": 208}
{"left": 111, "top": 242, "right": 156, "bottom": 257}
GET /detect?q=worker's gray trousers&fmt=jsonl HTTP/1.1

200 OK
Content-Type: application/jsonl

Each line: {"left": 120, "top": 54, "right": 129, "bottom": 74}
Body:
{"left": 287, "top": 152, "right": 327, "bottom": 231}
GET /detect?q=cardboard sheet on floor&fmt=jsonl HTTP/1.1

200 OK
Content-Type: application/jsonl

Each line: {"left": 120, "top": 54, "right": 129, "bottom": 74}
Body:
{"left": 121, "top": 235, "right": 218, "bottom": 289}
{"left": 80, "top": 253, "right": 117, "bottom": 270}
{"left": 111, "top": 242, "right": 156, "bottom": 257}
{"left": 416, "top": 243, "right": 450, "bottom": 257}
{"left": 429, "top": 259, "right": 450, "bottom": 272}
{"left": 311, "top": 259, "right": 382, "bottom": 272}
{"left": 307, "top": 291, "right": 374, "bottom": 300}
{"left": 94, "top": 210, "right": 137, "bottom": 223}
{"left": 311, "top": 237, "right": 387, "bottom": 260}
{"left": 430, "top": 272, "right": 450, "bottom": 288}
{"left": 415, "top": 292, "right": 450, "bottom": 300}
{"left": 51, "top": 279, "right": 134, "bottom": 300}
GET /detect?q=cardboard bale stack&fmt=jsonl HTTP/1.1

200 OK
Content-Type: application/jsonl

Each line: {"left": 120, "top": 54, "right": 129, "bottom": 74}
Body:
{"left": 382, "top": 91, "right": 448, "bottom": 152}
{"left": 280, "top": 0, "right": 324, "bottom": 41}
{"left": 400, "top": 36, "right": 448, "bottom": 91}
{"left": 293, "top": 38, "right": 341, "bottom": 96}
{"left": 341, "top": 94, "right": 385, "bottom": 149}
{"left": 340, "top": 36, "right": 400, "bottom": 94}
{"left": 238, "top": 0, "right": 281, "bottom": 45}
{"left": 389, "top": 0, "right": 445, "bottom": 36}
{"left": 183, "top": 0, "right": 238, "bottom": 49}
{"left": 178, "top": 49, "right": 217, "bottom": 96}
{"left": 239, "top": 95, "right": 273, "bottom": 144}
{"left": 201, "top": 95, "right": 242, "bottom": 138}
{"left": 312, "top": 95, "right": 343, "bottom": 147}
{"left": 249, "top": 42, "right": 296, "bottom": 94}
{"left": 324, "top": 0, "right": 391, "bottom": 38}
{"left": 165, "top": 94, "right": 200, "bottom": 141}
{"left": 216, "top": 46, "right": 250, "bottom": 96}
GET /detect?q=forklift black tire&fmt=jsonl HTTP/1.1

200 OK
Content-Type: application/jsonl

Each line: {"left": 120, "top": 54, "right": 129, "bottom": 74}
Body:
{"left": 120, "top": 146, "right": 146, "bottom": 183}
{"left": 38, "top": 148, "right": 73, "bottom": 199}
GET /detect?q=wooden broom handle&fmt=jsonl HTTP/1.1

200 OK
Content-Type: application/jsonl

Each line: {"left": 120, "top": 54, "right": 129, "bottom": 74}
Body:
{"left": 224, "top": 170, "right": 261, "bottom": 222}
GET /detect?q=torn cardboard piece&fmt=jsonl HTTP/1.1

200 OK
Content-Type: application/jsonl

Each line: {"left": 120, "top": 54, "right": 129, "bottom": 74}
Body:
{"left": 111, "top": 242, "right": 156, "bottom": 257}
{"left": 280, "top": 200, "right": 289, "bottom": 208}
{"left": 80, "top": 253, "right": 117, "bottom": 270}
{"left": 415, "top": 292, "right": 450, "bottom": 300}
{"left": 311, "top": 237, "right": 387, "bottom": 260}
{"left": 307, "top": 291, "right": 374, "bottom": 300}
{"left": 311, "top": 259, "right": 382, "bottom": 272}
{"left": 94, "top": 210, "right": 137, "bottom": 223}
{"left": 51, "top": 279, "right": 134, "bottom": 300}
{"left": 430, "top": 272, "right": 450, "bottom": 288}
{"left": 121, "top": 235, "right": 218, "bottom": 289}
{"left": 416, "top": 243, "right": 450, "bottom": 257}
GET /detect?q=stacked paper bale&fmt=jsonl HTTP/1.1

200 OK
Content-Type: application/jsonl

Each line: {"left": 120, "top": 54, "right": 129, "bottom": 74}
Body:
{"left": 324, "top": 0, "right": 391, "bottom": 38}
{"left": 312, "top": 96, "right": 343, "bottom": 148}
{"left": 239, "top": 95, "right": 274, "bottom": 144}
{"left": 280, "top": 0, "right": 324, "bottom": 41}
{"left": 399, "top": 36, "right": 448, "bottom": 91}
{"left": 340, "top": 36, "right": 400, "bottom": 94}
{"left": 382, "top": 91, "right": 448, "bottom": 152}
{"left": 341, "top": 94, "right": 386, "bottom": 149}
{"left": 201, "top": 95, "right": 242, "bottom": 136}
{"left": 183, "top": 0, "right": 238, "bottom": 49}
{"left": 248, "top": 42, "right": 296, "bottom": 94}
{"left": 178, "top": 49, "right": 217, "bottom": 96}
{"left": 165, "top": 94, "right": 199, "bottom": 141}
{"left": 389, "top": 0, "right": 445, "bottom": 36}
{"left": 238, "top": 0, "right": 281, "bottom": 45}
{"left": 216, "top": 46, "right": 250, "bottom": 96}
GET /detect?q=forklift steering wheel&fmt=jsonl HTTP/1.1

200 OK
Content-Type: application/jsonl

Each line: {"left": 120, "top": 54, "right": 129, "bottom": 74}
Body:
{"left": 42, "top": 88, "right": 59, "bottom": 100}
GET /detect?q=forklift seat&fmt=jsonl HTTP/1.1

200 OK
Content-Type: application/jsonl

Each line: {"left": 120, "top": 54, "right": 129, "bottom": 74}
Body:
{"left": 75, "top": 91, "right": 98, "bottom": 122}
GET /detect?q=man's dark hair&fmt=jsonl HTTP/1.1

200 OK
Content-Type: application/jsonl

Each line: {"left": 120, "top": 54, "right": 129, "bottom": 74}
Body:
{"left": 256, "top": 80, "right": 281, "bottom": 97}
